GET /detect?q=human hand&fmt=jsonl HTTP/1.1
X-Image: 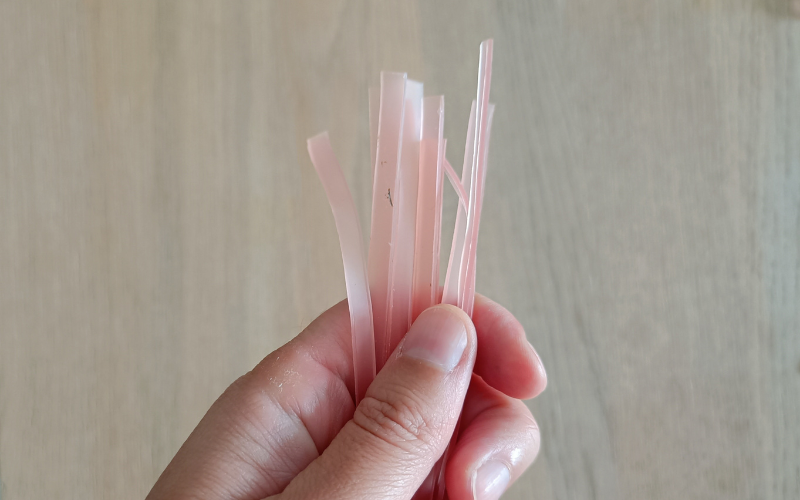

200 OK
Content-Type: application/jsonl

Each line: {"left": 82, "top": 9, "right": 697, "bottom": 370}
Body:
{"left": 146, "top": 295, "right": 546, "bottom": 500}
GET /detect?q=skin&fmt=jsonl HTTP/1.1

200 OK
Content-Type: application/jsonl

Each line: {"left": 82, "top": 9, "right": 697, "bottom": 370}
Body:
{"left": 147, "top": 294, "right": 547, "bottom": 500}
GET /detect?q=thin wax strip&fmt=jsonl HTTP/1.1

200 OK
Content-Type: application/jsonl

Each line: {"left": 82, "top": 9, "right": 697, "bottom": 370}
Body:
{"left": 443, "top": 158, "right": 467, "bottom": 210}
{"left": 433, "top": 138, "right": 447, "bottom": 304}
{"left": 307, "top": 133, "right": 376, "bottom": 404}
{"left": 458, "top": 40, "right": 493, "bottom": 313}
{"left": 462, "top": 104, "right": 494, "bottom": 316}
{"left": 442, "top": 100, "right": 476, "bottom": 306}
{"left": 369, "top": 71, "right": 407, "bottom": 368}
{"left": 432, "top": 40, "right": 494, "bottom": 500}
{"left": 411, "top": 95, "right": 445, "bottom": 322}
{"left": 386, "top": 81, "right": 424, "bottom": 355}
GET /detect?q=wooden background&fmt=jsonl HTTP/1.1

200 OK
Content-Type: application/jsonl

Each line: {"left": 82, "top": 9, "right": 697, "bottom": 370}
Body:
{"left": 1, "top": 1, "right": 798, "bottom": 499}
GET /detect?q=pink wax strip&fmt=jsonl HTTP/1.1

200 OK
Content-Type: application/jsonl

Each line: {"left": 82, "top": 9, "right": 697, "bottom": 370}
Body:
{"left": 432, "top": 139, "right": 448, "bottom": 305}
{"left": 458, "top": 39, "right": 493, "bottom": 312}
{"left": 411, "top": 95, "right": 445, "bottom": 322}
{"left": 307, "top": 133, "right": 376, "bottom": 404}
{"left": 443, "top": 158, "right": 467, "bottom": 210}
{"left": 432, "top": 418, "right": 462, "bottom": 500}
{"left": 386, "top": 80, "right": 424, "bottom": 356}
{"left": 461, "top": 104, "right": 494, "bottom": 316}
{"left": 431, "top": 40, "right": 493, "bottom": 500}
{"left": 442, "top": 100, "right": 476, "bottom": 307}
{"left": 369, "top": 71, "right": 407, "bottom": 368}
{"left": 369, "top": 87, "right": 379, "bottom": 181}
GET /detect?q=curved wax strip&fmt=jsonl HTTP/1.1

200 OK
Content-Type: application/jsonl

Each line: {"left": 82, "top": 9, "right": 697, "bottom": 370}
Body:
{"left": 307, "top": 133, "right": 376, "bottom": 404}
{"left": 369, "top": 72, "right": 407, "bottom": 369}
{"left": 443, "top": 158, "right": 467, "bottom": 210}
{"left": 386, "top": 81, "right": 424, "bottom": 355}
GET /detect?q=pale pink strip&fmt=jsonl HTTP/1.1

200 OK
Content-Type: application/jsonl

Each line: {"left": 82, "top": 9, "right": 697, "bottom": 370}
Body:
{"left": 385, "top": 80, "right": 424, "bottom": 358}
{"left": 458, "top": 39, "right": 493, "bottom": 313}
{"left": 411, "top": 95, "right": 445, "bottom": 322}
{"left": 369, "top": 71, "right": 407, "bottom": 368}
{"left": 442, "top": 100, "right": 476, "bottom": 306}
{"left": 434, "top": 40, "right": 493, "bottom": 499}
{"left": 443, "top": 158, "right": 467, "bottom": 210}
{"left": 462, "top": 103, "right": 495, "bottom": 316}
{"left": 307, "top": 133, "right": 376, "bottom": 404}
{"left": 432, "top": 137, "right": 447, "bottom": 305}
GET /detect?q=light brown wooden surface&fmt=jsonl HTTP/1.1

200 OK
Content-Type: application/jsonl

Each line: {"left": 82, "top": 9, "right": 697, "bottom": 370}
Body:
{"left": 1, "top": 1, "right": 799, "bottom": 499}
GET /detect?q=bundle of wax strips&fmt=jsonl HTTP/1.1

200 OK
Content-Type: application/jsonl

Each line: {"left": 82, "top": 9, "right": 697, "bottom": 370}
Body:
{"left": 306, "top": 39, "right": 493, "bottom": 499}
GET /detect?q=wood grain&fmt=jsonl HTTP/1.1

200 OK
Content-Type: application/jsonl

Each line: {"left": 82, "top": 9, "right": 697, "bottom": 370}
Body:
{"left": 1, "top": 1, "right": 798, "bottom": 499}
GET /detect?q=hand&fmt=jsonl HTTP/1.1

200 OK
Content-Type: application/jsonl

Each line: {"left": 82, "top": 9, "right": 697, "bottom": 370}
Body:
{"left": 146, "top": 295, "right": 546, "bottom": 500}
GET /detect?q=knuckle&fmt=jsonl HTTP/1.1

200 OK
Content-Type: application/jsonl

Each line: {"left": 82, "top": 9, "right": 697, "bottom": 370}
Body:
{"left": 352, "top": 388, "right": 440, "bottom": 454}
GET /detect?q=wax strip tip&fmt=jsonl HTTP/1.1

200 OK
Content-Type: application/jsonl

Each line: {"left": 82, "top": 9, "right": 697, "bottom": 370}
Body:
{"left": 308, "top": 131, "right": 329, "bottom": 143}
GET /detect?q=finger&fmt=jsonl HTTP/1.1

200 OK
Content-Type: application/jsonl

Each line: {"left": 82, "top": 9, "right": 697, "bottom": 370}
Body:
{"left": 147, "top": 300, "right": 356, "bottom": 500}
{"left": 277, "top": 305, "right": 477, "bottom": 500}
{"left": 445, "top": 376, "right": 541, "bottom": 500}
{"left": 472, "top": 294, "right": 547, "bottom": 399}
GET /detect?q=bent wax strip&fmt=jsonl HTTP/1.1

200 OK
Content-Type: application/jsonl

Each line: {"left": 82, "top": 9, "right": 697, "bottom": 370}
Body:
{"left": 307, "top": 133, "right": 376, "bottom": 404}
{"left": 442, "top": 100, "right": 476, "bottom": 306}
{"left": 411, "top": 95, "right": 445, "bottom": 322}
{"left": 386, "top": 81, "right": 424, "bottom": 356}
{"left": 459, "top": 39, "right": 493, "bottom": 311}
{"left": 369, "top": 71, "right": 407, "bottom": 367}
{"left": 443, "top": 158, "right": 467, "bottom": 210}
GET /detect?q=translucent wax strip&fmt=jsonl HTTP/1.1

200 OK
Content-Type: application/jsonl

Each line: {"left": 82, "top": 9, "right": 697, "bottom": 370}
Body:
{"left": 458, "top": 39, "right": 493, "bottom": 311}
{"left": 369, "top": 71, "right": 407, "bottom": 367}
{"left": 462, "top": 103, "right": 495, "bottom": 317}
{"left": 432, "top": 419, "right": 462, "bottom": 500}
{"left": 432, "top": 139, "right": 447, "bottom": 303}
{"left": 433, "top": 42, "right": 492, "bottom": 498}
{"left": 385, "top": 81, "right": 424, "bottom": 356}
{"left": 411, "top": 95, "right": 445, "bottom": 322}
{"left": 441, "top": 100, "right": 476, "bottom": 306}
{"left": 369, "top": 87, "right": 379, "bottom": 182}
{"left": 307, "top": 133, "right": 376, "bottom": 404}
{"left": 443, "top": 158, "right": 467, "bottom": 210}
{"left": 428, "top": 318, "right": 462, "bottom": 500}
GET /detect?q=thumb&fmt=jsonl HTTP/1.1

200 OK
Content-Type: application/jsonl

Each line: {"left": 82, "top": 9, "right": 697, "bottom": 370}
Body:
{"left": 277, "top": 305, "right": 477, "bottom": 500}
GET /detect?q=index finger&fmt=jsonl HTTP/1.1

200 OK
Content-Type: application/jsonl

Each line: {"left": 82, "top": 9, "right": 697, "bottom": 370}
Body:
{"left": 471, "top": 294, "right": 547, "bottom": 399}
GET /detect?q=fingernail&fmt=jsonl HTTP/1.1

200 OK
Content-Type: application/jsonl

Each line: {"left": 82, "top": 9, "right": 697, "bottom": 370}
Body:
{"left": 473, "top": 461, "right": 510, "bottom": 500}
{"left": 530, "top": 344, "right": 547, "bottom": 381}
{"left": 402, "top": 306, "right": 468, "bottom": 372}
